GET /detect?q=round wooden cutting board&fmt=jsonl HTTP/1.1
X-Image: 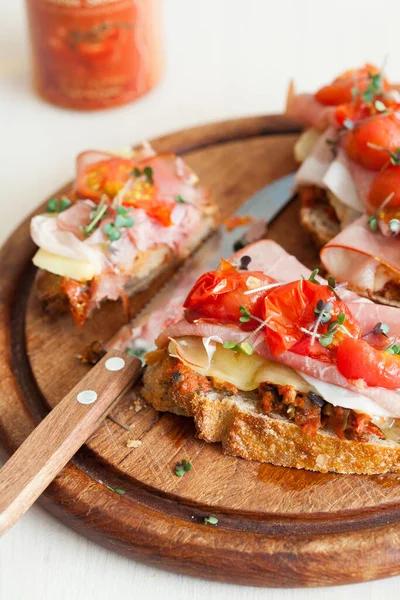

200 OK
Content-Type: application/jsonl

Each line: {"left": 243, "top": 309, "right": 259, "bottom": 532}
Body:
{"left": 2, "top": 115, "right": 400, "bottom": 588}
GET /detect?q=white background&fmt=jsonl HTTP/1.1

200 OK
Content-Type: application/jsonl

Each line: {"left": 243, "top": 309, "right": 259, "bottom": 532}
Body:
{"left": 1, "top": 1, "right": 400, "bottom": 598}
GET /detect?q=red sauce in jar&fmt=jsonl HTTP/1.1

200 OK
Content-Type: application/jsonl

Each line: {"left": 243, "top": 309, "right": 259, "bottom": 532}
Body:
{"left": 26, "top": 0, "right": 164, "bottom": 110}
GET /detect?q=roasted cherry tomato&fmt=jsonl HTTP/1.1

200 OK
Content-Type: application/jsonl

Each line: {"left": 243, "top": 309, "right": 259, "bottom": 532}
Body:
{"left": 76, "top": 157, "right": 135, "bottom": 201}
{"left": 75, "top": 156, "right": 175, "bottom": 226}
{"left": 368, "top": 164, "right": 400, "bottom": 211}
{"left": 315, "top": 64, "right": 388, "bottom": 106}
{"left": 344, "top": 113, "right": 400, "bottom": 170}
{"left": 337, "top": 338, "right": 400, "bottom": 390}
{"left": 184, "top": 260, "right": 275, "bottom": 327}
{"left": 262, "top": 280, "right": 361, "bottom": 356}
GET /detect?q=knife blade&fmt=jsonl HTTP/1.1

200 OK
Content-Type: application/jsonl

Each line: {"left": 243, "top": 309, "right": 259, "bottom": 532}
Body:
{"left": 109, "top": 173, "right": 295, "bottom": 355}
{"left": 0, "top": 172, "right": 294, "bottom": 534}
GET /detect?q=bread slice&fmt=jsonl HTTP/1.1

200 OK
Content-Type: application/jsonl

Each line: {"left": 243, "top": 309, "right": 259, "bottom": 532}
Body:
{"left": 300, "top": 206, "right": 340, "bottom": 249}
{"left": 142, "top": 355, "right": 400, "bottom": 475}
{"left": 35, "top": 214, "right": 215, "bottom": 321}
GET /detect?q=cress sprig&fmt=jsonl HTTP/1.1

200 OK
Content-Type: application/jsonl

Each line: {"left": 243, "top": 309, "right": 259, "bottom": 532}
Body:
{"left": 46, "top": 196, "right": 72, "bottom": 213}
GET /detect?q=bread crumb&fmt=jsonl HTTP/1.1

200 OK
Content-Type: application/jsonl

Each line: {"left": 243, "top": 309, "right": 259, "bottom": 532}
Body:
{"left": 129, "top": 399, "right": 144, "bottom": 413}
{"left": 127, "top": 439, "right": 142, "bottom": 449}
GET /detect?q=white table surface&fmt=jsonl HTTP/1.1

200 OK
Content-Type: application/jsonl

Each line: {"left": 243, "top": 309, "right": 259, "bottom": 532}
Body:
{"left": 2, "top": 1, "right": 400, "bottom": 598}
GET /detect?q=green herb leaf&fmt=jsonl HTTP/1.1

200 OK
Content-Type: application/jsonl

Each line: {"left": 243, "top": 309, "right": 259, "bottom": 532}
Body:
{"left": 223, "top": 341, "right": 238, "bottom": 350}
{"left": 107, "top": 486, "right": 126, "bottom": 495}
{"left": 175, "top": 195, "right": 186, "bottom": 203}
{"left": 327, "top": 276, "right": 337, "bottom": 289}
{"left": 59, "top": 197, "right": 72, "bottom": 212}
{"left": 386, "top": 344, "right": 400, "bottom": 355}
{"left": 125, "top": 347, "right": 147, "bottom": 364}
{"left": 175, "top": 459, "right": 192, "bottom": 476}
{"left": 46, "top": 198, "right": 58, "bottom": 213}
{"left": 308, "top": 269, "right": 320, "bottom": 284}
{"left": 116, "top": 205, "right": 131, "bottom": 215}
{"left": 337, "top": 312, "right": 346, "bottom": 326}
{"left": 115, "top": 214, "right": 134, "bottom": 228}
{"left": 239, "top": 341, "right": 254, "bottom": 355}
{"left": 319, "top": 334, "right": 333, "bottom": 347}
{"left": 131, "top": 167, "right": 142, "bottom": 177}
{"left": 368, "top": 215, "right": 378, "bottom": 232}
{"left": 103, "top": 222, "right": 122, "bottom": 241}
{"left": 143, "top": 166, "right": 154, "bottom": 184}
{"left": 204, "top": 516, "right": 218, "bottom": 526}
{"left": 82, "top": 203, "right": 108, "bottom": 237}
{"left": 379, "top": 323, "right": 390, "bottom": 336}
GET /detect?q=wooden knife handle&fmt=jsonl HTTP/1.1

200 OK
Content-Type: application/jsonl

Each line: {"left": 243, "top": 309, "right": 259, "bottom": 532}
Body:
{"left": 0, "top": 349, "right": 142, "bottom": 536}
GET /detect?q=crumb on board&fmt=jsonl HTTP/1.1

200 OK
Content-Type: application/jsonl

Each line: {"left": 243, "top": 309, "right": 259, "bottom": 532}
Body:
{"left": 129, "top": 399, "right": 145, "bottom": 412}
{"left": 127, "top": 439, "right": 142, "bottom": 449}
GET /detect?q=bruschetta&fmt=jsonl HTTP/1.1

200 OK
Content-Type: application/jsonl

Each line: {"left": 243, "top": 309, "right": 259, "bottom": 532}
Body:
{"left": 31, "top": 144, "right": 218, "bottom": 325}
{"left": 142, "top": 240, "right": 400, "bottom": 474}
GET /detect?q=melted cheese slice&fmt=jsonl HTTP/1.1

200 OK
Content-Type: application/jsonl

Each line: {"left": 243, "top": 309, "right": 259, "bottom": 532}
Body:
{"left": 33, "top": 248, "right": 97, "bottom": 281}
{"left": 168, "top": 337, "right": 392, "bottom": 418}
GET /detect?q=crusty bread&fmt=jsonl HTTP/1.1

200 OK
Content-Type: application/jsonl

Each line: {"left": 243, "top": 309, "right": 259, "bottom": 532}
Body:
{"left": 142, "top": 355, "right": 400, "bottom": 475}
{"left": 35, "top": 214, "right": 215, "bottom": 320}
{"left": 300, "top": 206, "right": 340, "bottom": 249}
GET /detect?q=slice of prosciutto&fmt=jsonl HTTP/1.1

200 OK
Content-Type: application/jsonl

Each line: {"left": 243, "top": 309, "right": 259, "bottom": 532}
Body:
{"left": 286, "top": 90, "right": 338, "bottom": 132}
{"left": 321, "top": 216, "right": 400, "bottom": 301}
{"left": 118, "top": 239, "right": 400, "bottom": 417}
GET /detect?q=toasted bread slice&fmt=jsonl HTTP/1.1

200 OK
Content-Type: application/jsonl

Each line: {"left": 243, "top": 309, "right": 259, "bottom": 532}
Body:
{"left": 300, "top": 206, "right": 340, "bottom": 249}
{"left": 142, "top": 355, "right": 400, "bottom": 475}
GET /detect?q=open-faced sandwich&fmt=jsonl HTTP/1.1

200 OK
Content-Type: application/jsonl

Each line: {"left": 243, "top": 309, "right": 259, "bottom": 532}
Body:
{"left": 142, "top": 240, "right": 400, "bottom": 475}
{"left": 287, "top": 64, "right": 400, "bottom": 305}
{"left": 31, "top": 145, "right": 217, "bottom": 325}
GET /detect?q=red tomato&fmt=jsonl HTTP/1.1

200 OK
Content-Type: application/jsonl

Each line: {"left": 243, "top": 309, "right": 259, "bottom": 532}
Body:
{"left": 262, "top": 280, "right": 361, "bottom": 356}
{"left": 368, "top": 164, "right": 400, "bottom": 211}
{"left": 335, "top": 98, "right": 377, "bottom": 127}
{"left": 315, "top": 64, "right": 388, "bottom": 106}
{"left": 344, "top": 113, "right": 400, "bottom": 170}
{"left": 76, "top": 157, "right": 136, "bottom": 201}
{"left": 337, "top": 338, "right": 400, "bottom": 390}
{"left": 75, "top": 157, "right": 174, "bottom": 226}
{"left": 184, "top": 260, "right": 275, "bottom": 326}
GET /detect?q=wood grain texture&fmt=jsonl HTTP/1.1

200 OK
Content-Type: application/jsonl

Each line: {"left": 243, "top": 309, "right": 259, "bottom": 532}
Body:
{"left": 0, "top": 350, "right": 142, "bottom": 535}
{"left": 2, "top": 115, "right": 400, "bottom": 587}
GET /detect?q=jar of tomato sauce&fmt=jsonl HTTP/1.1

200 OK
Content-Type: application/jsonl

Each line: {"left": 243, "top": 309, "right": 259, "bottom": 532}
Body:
{"left": 25, "top": 0, "right": 164, "bottom": 110}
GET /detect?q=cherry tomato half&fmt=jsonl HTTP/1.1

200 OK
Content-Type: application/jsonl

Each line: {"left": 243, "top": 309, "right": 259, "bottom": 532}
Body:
{"left": 315, "top": 64, "right": 388, "bottom": 106}
{"left": 262, "top": 280, "right": 361, "bottom": 356}
{"left": 344, "top": 113, "right": 400, "bottom": 170}
{"left": 75, "top": 156, "right": 175, "bottom": 226}
{"left": 368, "top": 164, "right": 400, "bottom": 211}
{"left": 337, "top": 338, "right": 400, "bottom": 390}
{"left": 184, "top": 260, "right": 275, "bottom": 326}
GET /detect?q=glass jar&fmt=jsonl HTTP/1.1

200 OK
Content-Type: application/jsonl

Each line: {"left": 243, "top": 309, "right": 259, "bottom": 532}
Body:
{"left": 25, "top": 0, "right": 164, "bottom": 110}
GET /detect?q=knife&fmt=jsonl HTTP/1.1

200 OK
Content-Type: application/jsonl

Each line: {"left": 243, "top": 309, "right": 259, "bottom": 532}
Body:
{"left": 0, "top": 173, "right": 294, "bottom": 535}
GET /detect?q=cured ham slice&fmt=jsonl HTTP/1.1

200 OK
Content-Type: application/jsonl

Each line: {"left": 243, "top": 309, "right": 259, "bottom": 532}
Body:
{"left": 321, "top": 216, "right": 400, "bottom": 299}
{"left": 295, "top": 128, "right": 368, "bottom": 213}
{"left": 286, "top": 92, "right": 337, "bottom": 131}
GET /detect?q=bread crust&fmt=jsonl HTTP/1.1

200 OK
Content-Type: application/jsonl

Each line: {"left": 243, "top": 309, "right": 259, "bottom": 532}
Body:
{"left": 142, "top": 355, "right": 400, "bottom": 475}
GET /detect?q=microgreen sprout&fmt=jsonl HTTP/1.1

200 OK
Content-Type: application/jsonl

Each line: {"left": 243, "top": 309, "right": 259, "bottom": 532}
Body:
{"left": 175, "top": 459, "right": 192, "bottom": 477}
{"left": 82, "top": 201, "right": 108, "bottom": 237}
{"left": 46, "top": 196, "right": 72, "bottom": 213}
{"left": 363, "top": 322, "right": 390, "bottom": 338}
{"left": 204, "top": 516, "right": 218, "bottom": 526}
{"left": 385, "top": 339, "right": 400, "bottom": 355}
{"left": 307, "top": 269, "right": 321, "bottom": 285}
{"left": 107, "top": 486, "right": 126, "bottom": 495}
{"left": 131, "top": 165, "right": 154, "bottom": 184}
{"left": 314, "top": 300, "right": 333, "bottom": 325}
{"left": 125, "top": 347, "right": 147, "bottom": 364}
{"left": 175, "top": 195, "right": 186, "bottom": 203}
{"left": 239, "top": 255, "right": 252, "bottom": 271}
{"left": 367, "top": 191, "right": 395, "bottom": 233}
{"left": 223, "top": 340, "right": 254, "bottom": 355}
